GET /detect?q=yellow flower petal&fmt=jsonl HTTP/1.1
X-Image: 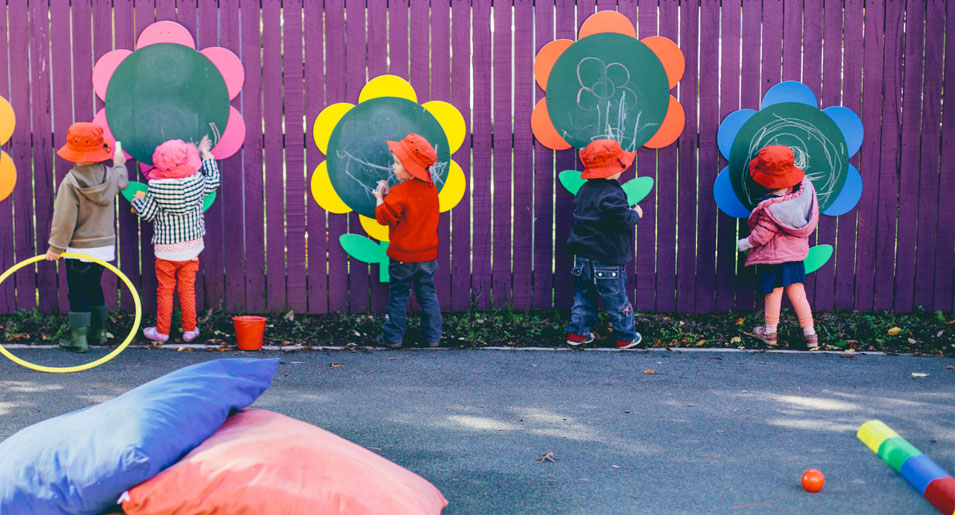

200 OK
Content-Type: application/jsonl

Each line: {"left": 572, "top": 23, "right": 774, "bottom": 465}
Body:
{"left": 0, "top": 151, "right": 16, "bottom": 202}
{"left": 423, "top": 101, "right": 467, "bottom": 154}
{"left": 0, "top": 96, "right": 14, "bottom": 146}
{"left": 312, "top": 103, "right": 353, "bottom": 154}
{"left": 310, "top": 161, "right": 351, "bottom": 214}
{"left": 438, "top": 160, "right": 466, "bottom": 212}
{"left": 358, "top": 75, "right": 417, "bottom": 103}
{"left": 359, "top": 215, "right": 389, "bottom": 242}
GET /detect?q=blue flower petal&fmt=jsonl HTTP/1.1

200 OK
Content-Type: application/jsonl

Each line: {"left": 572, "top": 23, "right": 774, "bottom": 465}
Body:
{"left": 823, "top": 106, "right": 864, "bottom": 157}
{"left": 762, "top": 81, "right": 818, "bottom": 109}
{"left": 718, "top": 109, "right": 756, "bottom": 160}
{"left": 714, "top": 167, "right": 751, "bottom": 218}
{"left": 821, "top": 163, "right": 862, "bottom": 216}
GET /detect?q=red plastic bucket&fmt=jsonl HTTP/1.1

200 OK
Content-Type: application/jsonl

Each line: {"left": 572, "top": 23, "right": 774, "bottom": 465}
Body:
{"left": 233, "top": 316, "right": 267, "bottom": 351}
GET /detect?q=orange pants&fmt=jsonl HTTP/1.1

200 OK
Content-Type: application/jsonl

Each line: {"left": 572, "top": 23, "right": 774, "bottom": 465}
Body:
{"left": 764, "top": 283, "right": 814, "bottom": 328}
{"left": 155, "top": 258, "right": 199, "bottom": 335}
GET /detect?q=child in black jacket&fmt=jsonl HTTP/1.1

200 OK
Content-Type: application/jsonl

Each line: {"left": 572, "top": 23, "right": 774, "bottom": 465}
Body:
{"left": 565, "top": 139, "right": 644, "bottom": 349}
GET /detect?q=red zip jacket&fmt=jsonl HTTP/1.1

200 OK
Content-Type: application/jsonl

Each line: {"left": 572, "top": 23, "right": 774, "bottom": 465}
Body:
{"left": 375, "top": 178, "right": 439, "bottom": 262}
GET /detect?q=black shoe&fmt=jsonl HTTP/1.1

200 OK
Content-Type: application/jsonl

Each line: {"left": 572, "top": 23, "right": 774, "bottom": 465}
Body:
{"left": 375, "top": 334, "right": 402, "bottom": 348}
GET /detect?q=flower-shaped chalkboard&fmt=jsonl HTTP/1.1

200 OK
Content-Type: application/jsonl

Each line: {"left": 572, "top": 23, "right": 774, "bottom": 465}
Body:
{"left": 311, "top": 75, "right": 467, "bottom": 282}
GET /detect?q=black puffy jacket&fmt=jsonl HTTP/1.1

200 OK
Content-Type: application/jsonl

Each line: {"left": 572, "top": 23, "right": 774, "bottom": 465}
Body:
{"left": 566, "top": 179, "right": 640, "bottom": 265}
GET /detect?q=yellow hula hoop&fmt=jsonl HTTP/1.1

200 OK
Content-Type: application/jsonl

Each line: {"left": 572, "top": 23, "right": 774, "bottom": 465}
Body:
{"left": 0, "top": 253, "right": 142, "bottom": 373}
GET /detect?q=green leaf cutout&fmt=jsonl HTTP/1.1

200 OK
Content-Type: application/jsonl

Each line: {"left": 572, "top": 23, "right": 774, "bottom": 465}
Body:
{"left": 121, "top": 181, "right": 217, "bottom": 212}
{"left": 621, "top": 176, "right": 654, "bottom": 205}
{"left": 558, "top": 170, "right": 585, "bottom": 196}
{"left": 803, "top": 244, "right": 833, "bottom": 274}
{"left": 339, "top": 235, "right": 391, "bottom": 282}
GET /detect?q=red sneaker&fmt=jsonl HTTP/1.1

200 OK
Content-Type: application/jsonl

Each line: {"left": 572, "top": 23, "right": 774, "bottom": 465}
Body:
{"left": 753, "top": 326, "right": 777, "bottom": 345}
{"left": 805, "top": 333, "right": 819, "bottom": 348}
{"left": 615, "top": 333, "right": 643, "bottom": 349}
{"left": 566, "top": 332, "right": 595, "bottom": 346}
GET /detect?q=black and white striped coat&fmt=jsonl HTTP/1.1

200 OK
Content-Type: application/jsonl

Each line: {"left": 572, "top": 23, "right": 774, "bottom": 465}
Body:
{"left": 132, "top": 159, "right": 220, "bottom": 245}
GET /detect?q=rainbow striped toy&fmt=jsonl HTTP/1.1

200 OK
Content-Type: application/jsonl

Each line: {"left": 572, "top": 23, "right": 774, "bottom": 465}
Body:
{"left": 857, "top": 420, "right": 955, "bottom": 514}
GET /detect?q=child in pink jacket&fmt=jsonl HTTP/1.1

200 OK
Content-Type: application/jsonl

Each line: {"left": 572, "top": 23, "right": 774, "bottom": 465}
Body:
{"left": 737, "top": 145, "right": 819, "bottom": 348}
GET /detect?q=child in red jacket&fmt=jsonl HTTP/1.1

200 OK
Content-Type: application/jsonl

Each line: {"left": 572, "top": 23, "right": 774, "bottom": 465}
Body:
{"left": 737, "top": 145, "right": 819, "bottom": 348}
{"left": 372, "top": 133, "right": 441, "bottom": 348}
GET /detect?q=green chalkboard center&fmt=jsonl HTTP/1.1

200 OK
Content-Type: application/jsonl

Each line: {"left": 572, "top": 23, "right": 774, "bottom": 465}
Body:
{"left": 104, "top": 43, "right": 230, "bottom": 166}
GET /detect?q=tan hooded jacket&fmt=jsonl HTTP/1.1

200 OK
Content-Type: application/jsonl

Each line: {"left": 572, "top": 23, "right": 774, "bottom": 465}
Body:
{"left": 48, "top": 163, "right": 129, "bottom": 255}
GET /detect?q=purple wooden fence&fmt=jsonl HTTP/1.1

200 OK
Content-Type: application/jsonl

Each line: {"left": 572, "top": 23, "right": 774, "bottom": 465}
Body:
{"left": 1, "top": 0, "right": 952, "bottom": 315}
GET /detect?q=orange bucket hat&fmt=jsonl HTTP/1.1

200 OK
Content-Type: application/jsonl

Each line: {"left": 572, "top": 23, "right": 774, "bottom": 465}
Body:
{"left": 579, "top": 139, "right": 635, "bottom": 179}
{"left": 386, "top": 133, "right": 437, "bottom": 182}
{"left": 56, "top": 122, "right": 114, "bottom": 163}
{"left": 749, "top": 145, "right": 805, "bottom": 189}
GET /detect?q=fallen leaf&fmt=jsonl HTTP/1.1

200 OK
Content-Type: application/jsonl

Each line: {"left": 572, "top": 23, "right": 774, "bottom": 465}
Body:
{"left": 695, "top": 340, "right": 707, "bottom": 347}
{"left": 945, "top": 365, "right": 953, "bottom": 370}
{"left": 911, "top": 372, "right": 929, "bottom": 378}
{"left": 840, "top": 353, "right": 856, "bottom": 359}
{"left": 845, "top": 348, "right": 855, "bottom": 353}
{"left": 643, "top": 369, "right": 655, "bottom": 375}
{"left": 506, "top": 341, "right": 516, "bottom": 346}
{"left": 535, "top": 452, "right": 556, "bottom": 463}
{"left": 176, "top": 347, "right": 184, "bottom": 352}
{"left": 887, "top": 327, "right": 902, "bottom": 336}
{"left": 330, "top": 363, "right": 344, "bottom": 368}
{"left": 387, "top": 357, "right": 399, "bottom": 360}
{"left": 283, "top": 311, "right": 295, "bottom": 322}
{"left": 730, "top": 336, "right": 742, "bottom": 344}
{"left": 736, "top": 318, "right": 745, "bottom": 325}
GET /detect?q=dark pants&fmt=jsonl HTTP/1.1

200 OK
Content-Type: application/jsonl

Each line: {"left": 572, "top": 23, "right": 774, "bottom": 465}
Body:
{"left": 564, "top": 256, "right": 636, "bottom": 341}
{"left": 381, "top": 259, "right": 442, "bottom": 344}
{"left": 65, "top": 258, "right": 104, "bottom": 313}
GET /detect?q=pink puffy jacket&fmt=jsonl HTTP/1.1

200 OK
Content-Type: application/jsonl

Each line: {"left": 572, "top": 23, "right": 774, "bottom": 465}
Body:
{"left": 745, "top": 178, "right": 819, "bottom": 266}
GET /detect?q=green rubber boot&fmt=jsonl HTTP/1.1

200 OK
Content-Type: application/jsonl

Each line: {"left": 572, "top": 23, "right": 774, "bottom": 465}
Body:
{"left": 89, "top": 305, "right": 108, "bottom": 346}
{"left": 60, "top": 312, "right": 90, "bottom": 353}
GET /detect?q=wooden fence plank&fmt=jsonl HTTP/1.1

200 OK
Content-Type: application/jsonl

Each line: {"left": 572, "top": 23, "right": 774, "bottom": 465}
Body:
{"left": 219, "top": 0, "right": 244, "bottom": 313}
{"left": 936, "top": 0, "right": 955, "bottom": 312}
{"left": 676, "top": 0, "right": 698, "bottom": 313}
{"left": 735, "top": 0, "right": 761, "bottom": 311}
{"left": 873, "top": 0, "right": 904, "bottom": 311}
{"left": 914, "top": 0, "right": 945, "bottom": 310}
{"left": 134, "top": 1, "right": 159, "bottom": 316}
{"left": 450, "top": 0, "right": 472, "bottom": 311}
{"left": 715, "top": 0, "right": 741, "bottom": 313}
{"left": 323, "top": 0, "right": 348, "bottom": 313}
{"left": 50, "top": 0, "right": 73, "bottom": 314}
{"left": 551, "top": 0, "right": 577, "bottom": 310}
{"left": 813, "top": 0, "right": 836, "bottom": 311}
{"left": 532, "top": 0, "right": 555, "bottom": 310}
{"left": 624, "top": 0, "right": 649, "bottom": 312}
{"left": 367, "top": 0, "right": 390, "bottom": 314}
{"left": 893, "top": 0, "right": 924, "bottom": 312}
{"left": 471, "top": 0, "right": 492, "bottom": 309}
{"left": 194, "top": 0, "right": 217, "bottom": 315}
{"left": 512, "top": 0, "right": 534, "bottom": 310}
{"left": 695, "top": 0, "right": 719, "bottom": 313}
{"left": 11, "top": 0, "right": 34, "bottom": 310}
{"left": 0, "top": 2, "right": 12, "bottom": 313}
{"left": 240, "top": 0, "right": 265, "bottom": 313}
{"left": 835, "top": 0, "right": 864, "bottom": 310}
{"left": 262, "top": 0, "right": 286, "bottom": 312}
{"left": 284, "top": 0, "right": 307, "bottom": 313}
{"left": 344, "top": 0, "right": 369, "bottom": 313}
{"left": 654, "top": 0, "right": 678, "bottom": 313}
{"left": 305, "top": 0, "right": 328, "bottom": 314}
{"left": 492, "top": 0, "right": 513, "bottom": 308}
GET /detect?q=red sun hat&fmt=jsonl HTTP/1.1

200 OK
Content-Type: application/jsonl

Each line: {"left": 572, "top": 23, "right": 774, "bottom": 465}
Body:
{"left": 579, "top": 139, "right": 635, "bottom": 179}
{"left": 152, "top": 139, "right": 202, "bottom": 179}
{"left": 386, "top": 133, "right": 437, "bottom": 182}
{"left": 749, "top": 145, "right": 805, "bottom": 189}
{"left": 56, "top": 122, "right": 114, "bottom": 163}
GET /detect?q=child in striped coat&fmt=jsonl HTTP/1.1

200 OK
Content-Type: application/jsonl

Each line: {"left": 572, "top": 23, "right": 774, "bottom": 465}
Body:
{"left": 133, "top": 136, "right": 220, "bottom": 343}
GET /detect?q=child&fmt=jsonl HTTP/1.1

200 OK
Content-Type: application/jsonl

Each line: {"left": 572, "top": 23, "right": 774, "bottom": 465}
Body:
{"left": 46, "top": 122, "right": 128, "bottom": 353}
{"left": 133, "top": 136, "right": 219, "bottom": 343}
{"left": 565, "top": 139, "right": 643, "bottom": 349}
{"left": 372, "top": 133, "right": 442, "bottom": 348}
{"left": 736, "top": 145, "right": 819, "bottom": 348}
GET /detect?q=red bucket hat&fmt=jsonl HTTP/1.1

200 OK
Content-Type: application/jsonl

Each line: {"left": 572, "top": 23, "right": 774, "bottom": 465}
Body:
{"left": 386, "top": 133, "right": 437, "bottom": 182}
{"left": 152, "top": 139, "right": 201, "bottom": 179}
{"left": 579, "top": 139, "right": 635, "bottom": 179}
{"left": 57, "top": 122, "right": 114, "bottom": 163}
{"left": 749, "top": 145, "right": 805, "bottom": 189}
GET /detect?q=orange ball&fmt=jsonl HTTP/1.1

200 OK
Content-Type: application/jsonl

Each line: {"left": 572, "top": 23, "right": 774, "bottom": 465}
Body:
{"left": 801, "top": 469, "right": 825, "bottom": 492}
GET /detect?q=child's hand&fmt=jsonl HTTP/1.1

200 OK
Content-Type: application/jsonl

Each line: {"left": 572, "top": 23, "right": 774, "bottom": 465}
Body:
{"left": 197, "top": 135, "right": 213, "bottom": 159}
{"left": 631, "top": 204, "right": 643, "bottom": 218}
{"left": 45, "top": 250, "right": 60, "bottom": 261}
{"left": 113, "top": 141, "right": 127, "bottom": 166}
{"left": 374, "top": 180, "right": 390, "bottom": 198}
{"left": 736, "top": 238, "right": 754, "bottom": 252}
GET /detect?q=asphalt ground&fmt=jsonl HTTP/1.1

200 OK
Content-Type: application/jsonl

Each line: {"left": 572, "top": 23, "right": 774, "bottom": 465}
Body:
{"left": 2, "top": 347, "right": 954, "bottom": 514}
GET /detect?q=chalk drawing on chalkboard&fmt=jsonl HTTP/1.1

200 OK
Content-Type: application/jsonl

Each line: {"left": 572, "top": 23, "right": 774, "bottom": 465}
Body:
{"left": 310, "top": 75, "right": 468, "bottom": 283}
{"left": 532, "top": 11, "right": 685, "bottom": 154}
{"left": 0, "top": 95, "right": 15, "bottom": 202}
{"left": 716, "top": 80, "right": 864, "bottom": 277}
{"left": 92, "top": 21, "right": 246, "bottom": 168}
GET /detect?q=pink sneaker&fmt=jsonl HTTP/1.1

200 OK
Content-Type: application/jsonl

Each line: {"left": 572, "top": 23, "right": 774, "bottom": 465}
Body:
{"left": 143, "top": 326, "right": 169, "bottom": 343}
{"left": 805, "top": 333, "right": 819, "bottom": 349}
{"left": 752, "top": 326, "right": 777, "bottom": 345}
{"left": 182, "top": 328, "right": 200, "bottom": 342}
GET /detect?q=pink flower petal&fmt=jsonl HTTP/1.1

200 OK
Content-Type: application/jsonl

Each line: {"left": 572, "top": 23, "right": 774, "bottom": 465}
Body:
{"left": 200, "top": 47, "right": 245, "bottom": 100}
{"left": 92, "top": 49, "right": 132, "bottom": 101}
{"left": 139, "top": 161, "right": 154, "bottom": 178}
{"left": 210, "top": 107, "right": 246, "bottom": 160}
{"left": 136, "top": 20, "right": 195, "bottom": 50}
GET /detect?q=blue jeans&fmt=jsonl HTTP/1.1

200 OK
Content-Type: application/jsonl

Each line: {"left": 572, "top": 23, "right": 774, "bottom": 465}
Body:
{"left": 564, "top": 257, "right": 636, "bottom": 341}
{"left": 381, "top": 259, "right": 442, "bottom": 344}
